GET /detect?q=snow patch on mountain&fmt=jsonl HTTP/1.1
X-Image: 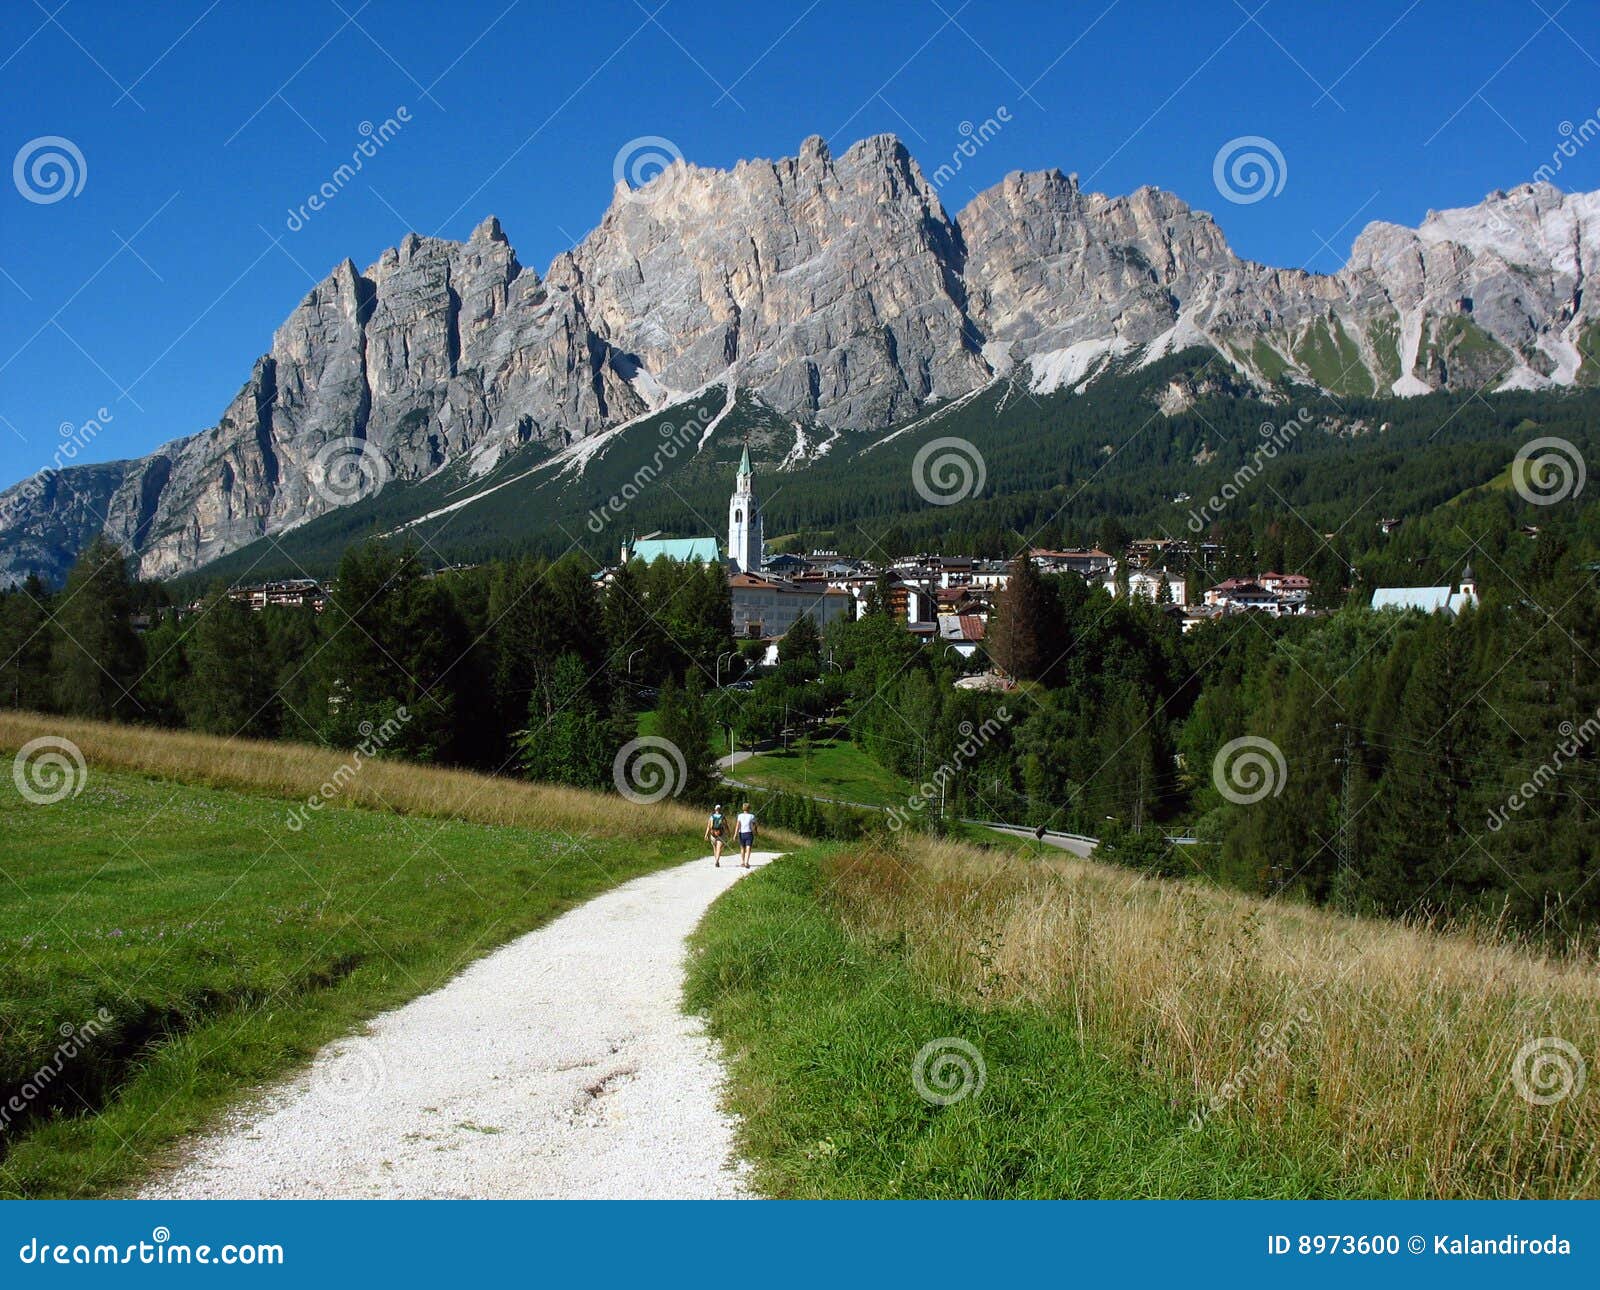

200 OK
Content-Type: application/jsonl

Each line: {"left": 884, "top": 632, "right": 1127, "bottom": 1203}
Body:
{"left": 1028, "top": 337, "right": 1132, "bottom": 394}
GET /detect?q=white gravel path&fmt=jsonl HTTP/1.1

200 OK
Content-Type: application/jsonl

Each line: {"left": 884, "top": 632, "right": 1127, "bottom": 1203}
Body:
{"left": 139, "top": 854, "right": 777, "bottom": 1199}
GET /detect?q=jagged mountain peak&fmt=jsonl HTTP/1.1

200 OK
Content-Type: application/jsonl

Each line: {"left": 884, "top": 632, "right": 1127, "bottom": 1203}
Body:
{"left": 4, "top": 135, "right": 1598, "bottom": 586}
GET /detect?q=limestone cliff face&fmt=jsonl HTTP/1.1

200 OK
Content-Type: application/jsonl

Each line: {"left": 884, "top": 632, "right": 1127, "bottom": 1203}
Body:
{"left": 2, "top": 132, "right": 1596, "bottom": 584}
{"left": 82, "top": 219, "right": 641, "bottom": 580}
{"left": 960, "top": 171, "right": 1598, "bottom": 397}
{"left": 555, "top": 134, "right": 989, "bottom": 429}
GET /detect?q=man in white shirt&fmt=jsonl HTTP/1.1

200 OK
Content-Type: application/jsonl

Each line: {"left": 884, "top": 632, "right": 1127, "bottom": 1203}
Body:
{"left": 735, "top": 802, "right": 757, "bottom": 869}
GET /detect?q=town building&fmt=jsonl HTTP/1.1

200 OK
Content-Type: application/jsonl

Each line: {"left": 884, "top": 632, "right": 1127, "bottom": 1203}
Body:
{"left": 729, "top": 571, "right": 853, "bottom": 639}
{"left": 1031, "top": 547, "right": 1114, "bottom": 579}
{"left": 1201, "top": 572, "right": 1316, "bottom": 617}
{"left": 227, "top": 579, "right": 328, "bottom": 612}
{"left": 938, "top": 613, "right": 988, "bottom": 659}
{"left": 1205, "top": 578, "right": 1287, "bottom": 615}
{"left": 1113, "top": 569, "right": 1189, "bottom": 606}
{"left": 1258, "top": 571, "right": 1312, "bottom": 608}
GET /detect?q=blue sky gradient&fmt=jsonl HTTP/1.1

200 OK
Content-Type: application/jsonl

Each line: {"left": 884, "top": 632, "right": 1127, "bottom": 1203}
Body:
{"left": 3, "top": 0, "right": 1599, "bottom": 489}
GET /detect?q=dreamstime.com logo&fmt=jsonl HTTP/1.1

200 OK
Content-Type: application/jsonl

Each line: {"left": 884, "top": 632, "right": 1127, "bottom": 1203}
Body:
{"left": 310, "top": 1035, "right": 386, "bottom": 1110}
{"left": 12, "top": 736, "right": 88, "bottom": 805}
{"left": 285, "top": 710, "right": 411, "bottom": 831}
{"left": 1487, "top": 706, "right": 1600, "bottom": 832}
{"left": 1189, "top": 1002, "right": 1318, "bottom": 1132}
{"left": 285, "top": 108, "right": 410, "bottom": 232}
{"left": 587, "top": 405, "right": 718, "bottom": 532}
{"left": 912, "top": 437, "right": 986, "bottom": 506}
{"left": 309, "top": 436, "right": 392, "bottom": 507}
{"left": 1212, "top": 135, "right": 1286, "bottom": 205}
{"left": 1532, "top": 107, "right": 1600, "bottom": 186}
{"left": 1511, "top": 436, "right": 1585, "bottom": 507}
{"left": 886, "top": 709, "right": 1011, "bottom": 830}
{"left": 17, "top": 1228, "right": 284, "bottom": 1267}
{"left": 13, "top": 135, "right": 86, "bottom": 204}
{"left": 928, "top": 107, "right": 1012, "bottom": 189}
{"left": 1511, "top": 1036, "right": 1587, "bottom": 1106}
{"left": 0, "top": 406, "right": 113, "bottom": 531}
{"left": 1212, "top": 735, "right": 1287, "bottom": 805}
{"left": 612, "top": 736, "right": 687, "bottom": 804}
{"left": 613, "top": 136, "right": 686, "bottom": 205}
{"left": 912, "top": 1037, "right": 987, "bottom": 1106}
{"left": 0, "top": 1007, "right": 114, "bottom": 1134}
{"left": 1186, "top": 409, "right": 1310, "bottom": 533}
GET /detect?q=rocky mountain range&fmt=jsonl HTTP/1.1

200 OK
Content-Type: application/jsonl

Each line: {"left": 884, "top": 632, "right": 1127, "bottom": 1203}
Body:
{"left": 3, "top": 133, "right": 1597, "bottom": 584}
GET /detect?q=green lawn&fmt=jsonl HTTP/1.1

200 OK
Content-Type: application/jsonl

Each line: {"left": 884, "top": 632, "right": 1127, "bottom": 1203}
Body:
{"left": 686, "top": 852, "right": 1344, "bottom": 1198}
{"left": 0, "top": 767, "right": 695, "bottom": 1198}
{"left": 732, "top": 736, "right": 915, "bottom": 810}
{"left": 730, "top": 736, "right": 1052, "bottom": 853}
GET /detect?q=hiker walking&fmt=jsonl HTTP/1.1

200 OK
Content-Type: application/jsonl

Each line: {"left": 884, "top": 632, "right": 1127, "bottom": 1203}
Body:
{"left": 735, "top": 802, "right": 757, "bottom": 869}
{"left": 706, "top": 804, "right": 728, "bottom": 866}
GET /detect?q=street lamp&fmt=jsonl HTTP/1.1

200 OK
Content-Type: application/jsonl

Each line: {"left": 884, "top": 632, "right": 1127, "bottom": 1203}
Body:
{"left": 716, "top": 649, "right": 737, "bottom": 685}
{"left": 627, "top": 647, "right": 644, "bottom": 675}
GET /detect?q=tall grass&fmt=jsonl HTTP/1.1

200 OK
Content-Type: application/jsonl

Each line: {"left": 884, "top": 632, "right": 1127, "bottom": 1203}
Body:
{"left": 823, "top": 838, "right": 1598, "bottom": 1198}
{"left": 0, "top": 711, "right": 788, "bottom": 844}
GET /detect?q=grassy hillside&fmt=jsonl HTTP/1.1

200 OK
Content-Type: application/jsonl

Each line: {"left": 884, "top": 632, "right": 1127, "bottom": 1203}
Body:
{"left": 688, "top": 839, "right": 1599, "bottom": 1199}
{"left": 0, "top": 713, "right": 765, "bottom": 1198}
{"left": 732, "top": 735, "right": 914, "bottom": 809}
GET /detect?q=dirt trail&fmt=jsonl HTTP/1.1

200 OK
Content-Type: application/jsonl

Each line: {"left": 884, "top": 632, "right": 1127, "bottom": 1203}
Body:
{"left": 139, "top": 855, "right": 775, "bottom": 1199}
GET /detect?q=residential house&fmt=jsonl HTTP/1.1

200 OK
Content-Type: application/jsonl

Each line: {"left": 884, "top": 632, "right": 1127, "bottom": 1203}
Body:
{"left": 937, "top": 613, "right": 988, "bottom": 659}
{"left": 1031, "top": 547, "right": 1114, "bottom": 579}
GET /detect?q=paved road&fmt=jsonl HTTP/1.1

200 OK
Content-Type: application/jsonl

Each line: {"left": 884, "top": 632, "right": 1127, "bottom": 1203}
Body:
{"left": 976, "top": 823, "right": 1098, "bottom": 858}
{"left": 717, "top": 748, "right": 1104, "bottom": 856}
{"left": 139, "top": 856, "right": 777, "bottom": 1199}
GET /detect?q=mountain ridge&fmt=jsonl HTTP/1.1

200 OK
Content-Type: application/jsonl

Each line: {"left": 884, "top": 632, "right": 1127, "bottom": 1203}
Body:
{"left": 3, "top": 132, "right": 1597, "bottom": 584}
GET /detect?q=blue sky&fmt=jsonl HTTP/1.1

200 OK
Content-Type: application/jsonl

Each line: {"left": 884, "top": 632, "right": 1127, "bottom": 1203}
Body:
{"left": 3, "top": 0, "right": 1599, "bottom": 490}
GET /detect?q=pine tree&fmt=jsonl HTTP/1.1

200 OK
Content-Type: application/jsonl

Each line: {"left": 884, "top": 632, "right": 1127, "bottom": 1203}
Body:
{"left": 655, "top": 673, "right": 717, "bottom": 801}
{"left": 1221, "top": 664, "right": 1343, "bottom": 900}
{"left": 133, "top": 609, "right": 190, "bottom": 727}
{"left": 49, "top": 535, "right": 144, "bottom": 720}
{"left": 0, "top": 575, "right": 53, "bottom": 710}
{"left": 988, "top": 555, "right": 1060, "bottom": 681}
{"left": 780, "top": 612, "right": 821, "bottom": 668}
{"left": 1367, "top": 616, "right": 1489, "bottom": 916}
{"left": 262, "top": 601, "right": 324, "bottom": 739}
{"left": 185, "top": 590, "right": 272, "bottom": 736}
{"left": 519, "top": 651, "right": 610, "bottom": 789}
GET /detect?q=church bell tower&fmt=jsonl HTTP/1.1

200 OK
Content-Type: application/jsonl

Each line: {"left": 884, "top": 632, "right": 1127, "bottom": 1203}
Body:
{"left": 727, "top": 443, "right": 763, "bottom": 573}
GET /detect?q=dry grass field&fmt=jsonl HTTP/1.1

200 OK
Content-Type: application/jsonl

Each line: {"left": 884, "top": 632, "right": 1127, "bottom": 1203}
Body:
{"left": 690, "top": 837, "right": 1596, "bottom": 1198}
{"left": 0, "top": 711, "right": 796, "bottom": 846}
{"left": 826, "top": 838, "right": 1599, "bottom": 1197}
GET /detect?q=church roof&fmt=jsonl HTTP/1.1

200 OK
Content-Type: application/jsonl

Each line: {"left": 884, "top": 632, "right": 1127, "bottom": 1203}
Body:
{"left": 738, "top": 442, "right": 752, "bottom": 475}
{"left": 630, "top": 537, "right": 721, "bottom": 564}
{"left": 1371, "top": 586, "right": 1453, "bottom": 613}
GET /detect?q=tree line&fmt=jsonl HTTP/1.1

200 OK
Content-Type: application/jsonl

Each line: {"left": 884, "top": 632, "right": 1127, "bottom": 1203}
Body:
{"left": 0, "top": 536, "right": 735, "bottom": 793}
{"left": 834, "top": 489, "right": 1600, "bottom": 933}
